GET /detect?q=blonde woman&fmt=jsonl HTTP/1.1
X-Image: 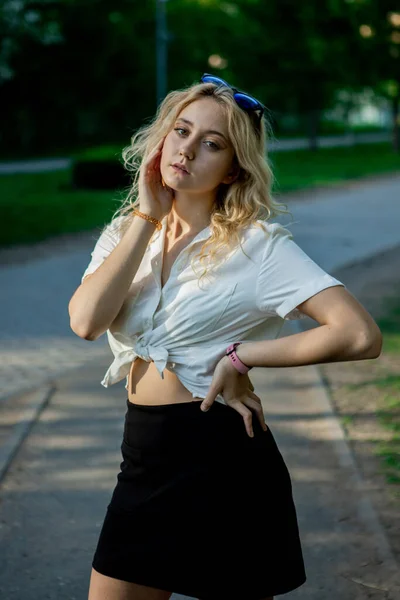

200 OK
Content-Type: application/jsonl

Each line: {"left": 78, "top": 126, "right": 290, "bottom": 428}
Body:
{"left": 69, "top": 73, "right": 382, "bottom": 600}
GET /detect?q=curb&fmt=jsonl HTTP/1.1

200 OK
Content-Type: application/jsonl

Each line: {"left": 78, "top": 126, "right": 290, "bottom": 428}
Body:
{"left": 292, "top": 318, "right": 399, "bottom": 573}
{"left": 0, "top": 383, "right": 55, "bottom": 483}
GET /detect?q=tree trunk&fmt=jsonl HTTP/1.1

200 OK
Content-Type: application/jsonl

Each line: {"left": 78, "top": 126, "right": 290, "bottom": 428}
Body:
{"left": 307, "top": 109, "right": 319, "bottom": 151}
{"left": 392, "top": 93, "right": 399, "bottom": 154}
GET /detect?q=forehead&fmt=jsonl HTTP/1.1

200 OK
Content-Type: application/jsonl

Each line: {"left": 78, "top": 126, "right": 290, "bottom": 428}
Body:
{"left": 176, "top": 97, "right": 228, "bottom": 135}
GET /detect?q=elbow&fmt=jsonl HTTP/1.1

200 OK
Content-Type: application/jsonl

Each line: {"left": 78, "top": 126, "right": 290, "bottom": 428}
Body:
{"left": 69, "top": 319, "right": 94, "bottom": 341}
{"left": 68, "top": 298, "right": 98, "bottom": 341}
{"left": 70, "top": 319, "right": 105, "bottom": 341}
{"left": 354, "top": 325, "right": 383, "bottom": 359}
{"left": 69, "top": 313, "right": 98, "bottom": 341}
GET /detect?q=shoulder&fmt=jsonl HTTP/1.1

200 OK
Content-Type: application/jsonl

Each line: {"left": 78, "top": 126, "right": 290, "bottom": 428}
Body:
{"left": 234, "top": 220, "right": 295, "bottom": 255}
{"left": 250, "top": 219, "right": 294, "bottom": 244}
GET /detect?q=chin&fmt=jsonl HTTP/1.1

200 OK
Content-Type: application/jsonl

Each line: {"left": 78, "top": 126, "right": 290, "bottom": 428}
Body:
{"left": 163, "top": 174, "right": 186, "bottom": 190}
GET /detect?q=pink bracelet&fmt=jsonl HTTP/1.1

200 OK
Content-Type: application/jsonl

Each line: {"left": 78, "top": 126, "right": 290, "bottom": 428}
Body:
{"left": 225, "top": 342, "right": 253, "bottom": 374}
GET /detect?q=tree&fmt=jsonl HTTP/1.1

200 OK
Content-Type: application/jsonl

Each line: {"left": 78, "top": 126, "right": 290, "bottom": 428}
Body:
{"left": 349, "top": 1, "right": 400, "bottom": 151}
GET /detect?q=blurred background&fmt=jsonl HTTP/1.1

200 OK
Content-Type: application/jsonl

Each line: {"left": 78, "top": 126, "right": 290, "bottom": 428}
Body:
{"left": 1, "top": 5, "right": 400, "bottom": 597}
{"left": 1, "top": 0, "right": 399, "bottom": 247}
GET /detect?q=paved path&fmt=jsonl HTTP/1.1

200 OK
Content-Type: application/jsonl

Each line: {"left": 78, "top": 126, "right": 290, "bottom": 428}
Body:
{"left": 0, "top": 132, "right": 390, "bottom": 174}
{"left": 0, "top": 229, "right": 109, "bottom": 402}
{"left": 278, "top": 173, "right": 400, "bottom": 272}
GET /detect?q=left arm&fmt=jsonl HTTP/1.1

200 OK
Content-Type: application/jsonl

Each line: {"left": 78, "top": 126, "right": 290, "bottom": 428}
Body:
{"left": 201, "top": 284, "right": 382, "bottom": 436}
{"left": 238, "top": 285, "right": 383, "bottom": 368}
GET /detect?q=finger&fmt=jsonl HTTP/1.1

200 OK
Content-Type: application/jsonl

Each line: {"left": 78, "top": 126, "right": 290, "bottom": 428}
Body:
{"left": 229, "top": 401, "right": 254, "bottom": 438}
{"left": 154, "top": 136, "right": 166, "bottom": 155}
{"left": 144, "top": 139, "right": 165, "bottom": 167}
{"left": 247, "top": 389, "right": 261, "bottom": 403}
{"left": 245, "top": 393, "right": 268, "bottom": 431}
{"left": 200, "top": 393, "right": 217, "bottom": 412}
{"left": 242, "top": 395, "right": 268, "bottom": 432}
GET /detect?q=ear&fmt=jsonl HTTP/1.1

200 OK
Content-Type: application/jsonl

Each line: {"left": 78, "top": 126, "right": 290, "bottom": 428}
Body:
{"left": 222, "top": 163, "right": 240, "bottom": 185}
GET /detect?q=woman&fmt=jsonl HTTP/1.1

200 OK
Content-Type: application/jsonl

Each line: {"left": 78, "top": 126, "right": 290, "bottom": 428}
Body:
{"left": 69, "top": 73, "right": 382, "bottom": 600}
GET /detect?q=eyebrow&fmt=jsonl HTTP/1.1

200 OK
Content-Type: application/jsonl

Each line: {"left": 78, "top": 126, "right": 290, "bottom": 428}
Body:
{"left": 175, "top": 118, "right": 228, "bottom": 143}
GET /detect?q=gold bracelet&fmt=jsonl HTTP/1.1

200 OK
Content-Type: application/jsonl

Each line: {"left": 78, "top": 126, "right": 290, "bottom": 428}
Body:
{"left": 132, "top": 208, "right": 162, "bottom": 231}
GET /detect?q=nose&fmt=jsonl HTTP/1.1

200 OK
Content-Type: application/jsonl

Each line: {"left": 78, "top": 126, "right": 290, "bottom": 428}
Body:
{"left": 179, "top": 144, "right": 194, "bottom": 160}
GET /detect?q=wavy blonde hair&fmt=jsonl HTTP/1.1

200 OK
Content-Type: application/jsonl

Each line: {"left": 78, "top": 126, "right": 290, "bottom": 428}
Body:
{"left": 107, "top": 77, "right": 293, "bottom": 285}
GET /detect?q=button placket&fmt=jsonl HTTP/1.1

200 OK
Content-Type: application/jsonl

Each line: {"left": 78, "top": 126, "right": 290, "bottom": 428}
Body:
{"left": 155, "top": 223, "right": 211, "bottom": 293}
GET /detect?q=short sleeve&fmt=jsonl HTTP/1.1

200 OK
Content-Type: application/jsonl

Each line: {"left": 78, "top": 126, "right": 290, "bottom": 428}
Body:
{"left": 256, "top": 223, "right": 345, "bottom": 320}
{"left": 81, "top": 216, "right": 125, "bottom": 283}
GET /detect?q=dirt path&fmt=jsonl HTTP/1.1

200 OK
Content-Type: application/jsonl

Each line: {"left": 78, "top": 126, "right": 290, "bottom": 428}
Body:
{"left": 301, "top": 243, "right": 400, "bottom": 562}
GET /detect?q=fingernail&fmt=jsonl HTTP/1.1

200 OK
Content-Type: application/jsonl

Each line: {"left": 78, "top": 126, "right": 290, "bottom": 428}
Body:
{"left": 201, "top": 406, "right": 209, "bottom": 412}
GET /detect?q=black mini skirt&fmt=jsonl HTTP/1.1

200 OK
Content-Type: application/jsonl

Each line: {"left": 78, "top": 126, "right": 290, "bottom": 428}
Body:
{"left": 92, "top": 398, "right": 307, "bottom": 599}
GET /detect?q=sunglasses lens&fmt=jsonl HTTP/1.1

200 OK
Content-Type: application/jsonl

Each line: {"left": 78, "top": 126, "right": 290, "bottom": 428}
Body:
{"left": 234, "top": 92, "right": 261, "bottom": 111}
{"left": 200, "top": 75, "right": 264, "bottom": 124}
{"left": 201, "top": 75, "right": 230, "bottom": 87}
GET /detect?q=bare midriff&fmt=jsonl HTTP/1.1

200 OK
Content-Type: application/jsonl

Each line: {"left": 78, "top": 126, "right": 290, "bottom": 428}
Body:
{"left": 127, "top": 357, "right": 203, "bottom": 406}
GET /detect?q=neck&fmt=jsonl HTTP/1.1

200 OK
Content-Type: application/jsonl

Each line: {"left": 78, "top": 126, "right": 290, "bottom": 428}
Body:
{"left": 166, "top": 204, "right": 211, "bottom": 240}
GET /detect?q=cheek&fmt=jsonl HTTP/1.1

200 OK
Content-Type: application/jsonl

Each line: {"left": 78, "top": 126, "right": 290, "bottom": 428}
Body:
{"left": 207, "top": 159, "right": 231, "bottom": 182}
{"left": 160, "top": 135, "right": 174, "bottom": 165}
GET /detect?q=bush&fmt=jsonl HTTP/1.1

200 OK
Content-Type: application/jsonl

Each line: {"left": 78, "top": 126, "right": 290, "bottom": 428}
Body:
{"left": 72, "top": 159, "right": 131, "bottom": 190}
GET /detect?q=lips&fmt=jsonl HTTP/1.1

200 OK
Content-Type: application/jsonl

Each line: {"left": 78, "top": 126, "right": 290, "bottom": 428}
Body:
{"left": 172, "top": 163, "right": 189, "bottom": 174}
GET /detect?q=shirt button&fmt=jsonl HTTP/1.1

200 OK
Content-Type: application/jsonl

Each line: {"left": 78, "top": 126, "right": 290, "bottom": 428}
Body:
{"left": 144, "top": 318, "right": 151, "bottom": 327}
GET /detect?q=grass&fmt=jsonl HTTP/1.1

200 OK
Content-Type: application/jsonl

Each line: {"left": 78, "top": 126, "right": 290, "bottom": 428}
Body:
{"left": 0, "top": 141, "right": 399, "bottom": 248}
{"left": 71, "top": 145, "right": 124, "bottom": 161}
{"left": 340, "top": 296, "right": 400, "bottom": 491}
{"left": 0, "top": 169, "right": 125, "bottom": 247}
{"left": 270, "top": 142, "right": 400, "bottom": 194}
{"left": 374, "top": 304, "right": 400, "bottom": 488}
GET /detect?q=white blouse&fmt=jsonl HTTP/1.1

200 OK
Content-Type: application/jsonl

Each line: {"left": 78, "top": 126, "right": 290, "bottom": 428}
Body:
{"left": 81, "top": 215, "right": 345, "bottom": 405}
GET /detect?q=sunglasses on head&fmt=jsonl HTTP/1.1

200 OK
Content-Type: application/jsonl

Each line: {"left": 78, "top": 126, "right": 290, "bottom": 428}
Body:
{"left": 201, "top": 73, "right": 265, "bottom": 126}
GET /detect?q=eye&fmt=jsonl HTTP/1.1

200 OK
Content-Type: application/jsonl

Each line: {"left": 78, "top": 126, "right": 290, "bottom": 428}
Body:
{"left": 174, "top": 128, "right": 220, "bottom": 150}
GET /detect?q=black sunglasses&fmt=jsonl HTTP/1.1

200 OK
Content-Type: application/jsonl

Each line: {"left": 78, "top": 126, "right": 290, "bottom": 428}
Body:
{"left": 201, "top": 73, "right": 265, "bottom": 126}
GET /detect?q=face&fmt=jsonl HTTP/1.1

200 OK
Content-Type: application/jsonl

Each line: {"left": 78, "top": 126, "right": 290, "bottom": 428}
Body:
{"left": 160, "top": 97, "right": 238, "bottom": 197}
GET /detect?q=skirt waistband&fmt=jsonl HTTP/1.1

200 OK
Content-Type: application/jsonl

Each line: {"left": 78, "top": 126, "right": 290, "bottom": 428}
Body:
{"left": 122, "top": 396, "right": 270, "bottom": 457}
{"left": 125, "top": 398, "right": 208, "bottom": 412}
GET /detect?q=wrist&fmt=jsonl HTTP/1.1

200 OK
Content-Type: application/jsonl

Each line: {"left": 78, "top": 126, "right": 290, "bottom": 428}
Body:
{"left": 236, "top": 343, "right": 252, "bottom": 369}
{"left": 225, "top": 342, "right": 253, "bottom": 374}
{"left": 138, "top": 205, "right": 164, "bottom": 222}
{"left": 133, "top": 208, "right": 163, "bottom": 230}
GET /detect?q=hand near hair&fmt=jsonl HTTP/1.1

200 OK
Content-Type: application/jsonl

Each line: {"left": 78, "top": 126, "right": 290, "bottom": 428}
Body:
{"left": 200, "top": 357, "right": 268, "bottom": 438}
{"left": 138, "top": 136, "right": 175, "bottom": 221}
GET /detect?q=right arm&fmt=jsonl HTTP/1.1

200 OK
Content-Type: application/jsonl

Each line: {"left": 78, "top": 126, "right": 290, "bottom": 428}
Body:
{"left": 68, "top": 216, "right": 157, "bottom": 341}
{"left": 69, "top": 135, "right": 174, "bottom": 341}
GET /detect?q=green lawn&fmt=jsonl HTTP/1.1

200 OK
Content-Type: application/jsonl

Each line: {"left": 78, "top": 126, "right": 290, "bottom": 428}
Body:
{"left": 270, "top": 142, "right": 400, "bottom": 194}
{"left": 371, "top": 300, "right": 400, "bottom": 487}
{"left": 0, "top": 170, "right": 124, "bottom": 247}
{"left": 343, "top": 294, "right": 400, "bottom": 489}
{"left": 0, "top": 142, "right": 399, "bottom": 247}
